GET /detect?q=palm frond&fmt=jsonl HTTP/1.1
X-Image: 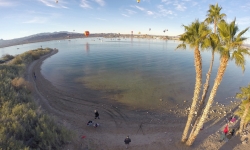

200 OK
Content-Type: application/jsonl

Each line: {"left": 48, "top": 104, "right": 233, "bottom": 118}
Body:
{"left": 200, "top": 38, "right": 211, "bottom": 50}
{"left": 231, "top": 50, "right": 246, "bottom": 72}
{"left": 236, "top": 85, "right": 250, "bottom": 100}
{"left": 237, "top": 27, "right": 250, "bottom": 39}
{"left": 176, "top": 19, "right": 211, "bottom": 51}
{"left": 235, "top": 84, "right": 250, "bottom": 125}
{"left": 218, "top": 46, "right": 230, "bottom": 58}
{"left": 176, "top": 43, "right": 187, "bottom": 50}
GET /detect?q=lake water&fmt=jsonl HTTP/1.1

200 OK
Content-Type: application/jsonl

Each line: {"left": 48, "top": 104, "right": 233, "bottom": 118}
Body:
{"left": 1, "top": 38, "right": 250, "bottom": 110}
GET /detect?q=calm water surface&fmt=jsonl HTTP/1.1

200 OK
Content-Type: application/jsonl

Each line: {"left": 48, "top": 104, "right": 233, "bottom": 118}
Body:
{"left": 1, "top": 38, "right": 250, "bottom": 110}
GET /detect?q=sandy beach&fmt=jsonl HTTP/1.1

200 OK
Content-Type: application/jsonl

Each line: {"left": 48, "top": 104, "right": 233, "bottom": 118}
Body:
{"left": 25, "top": 49, "right": 250, "bottom": 150}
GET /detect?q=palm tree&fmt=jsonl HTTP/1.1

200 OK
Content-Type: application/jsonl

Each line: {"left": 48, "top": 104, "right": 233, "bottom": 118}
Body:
{"left": 204, "top": 3, "right": 226, "bottom": 33}
{"left": 188, "top": 4, "right": 226, "bottom": 134}
{"left": 235, "top": 84, "right": 250, "bottom": 134}
{"left": 186, "top": 19, "right": 250, "bottom": 146}
{"left": 199, "top": 3, "right": 226, "bottom": 108}
{"left": 189, "top": 33, "right": 220, "bottom": 137}
{"left": 176, "top": 20, "right": 211, "bottom": 142}
{"left": 190, "top": 5, "right": 227, "bottom": 132}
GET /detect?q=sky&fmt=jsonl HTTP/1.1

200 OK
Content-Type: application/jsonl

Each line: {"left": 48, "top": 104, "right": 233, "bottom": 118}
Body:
{"left": 0, "top": 0, "right": 250, "bottom": 43}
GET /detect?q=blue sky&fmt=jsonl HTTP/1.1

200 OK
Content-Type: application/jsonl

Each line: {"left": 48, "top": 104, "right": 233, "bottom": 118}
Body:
{"left": 0, "top": 0, "right": 250, "bottom": 43}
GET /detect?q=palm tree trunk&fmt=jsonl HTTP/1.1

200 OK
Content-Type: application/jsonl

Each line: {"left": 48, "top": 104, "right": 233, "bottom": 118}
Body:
{"left": 186, "top": 56, "right": 228, "bottom": 146}
{"left": 189, "top": 115, "right": 200, "bottom": 139}
{"left": 200, "top": 49, "right": 215, "bottom": 106}
{"left": 239, "top": 103, "right": 250, "bottom": 133}
{"left": 189, "top": 50, "right": 215, "bottom": 136}
{"left": 214, "top": 22, "right": 216, "bottom": 34}
{"left": 181, "top": 47, "right": 202, "bottom": 142}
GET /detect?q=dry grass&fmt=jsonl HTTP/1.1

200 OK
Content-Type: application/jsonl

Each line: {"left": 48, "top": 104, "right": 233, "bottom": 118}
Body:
{"left": 11, "top": 77, "right": 33, "bottom": 92}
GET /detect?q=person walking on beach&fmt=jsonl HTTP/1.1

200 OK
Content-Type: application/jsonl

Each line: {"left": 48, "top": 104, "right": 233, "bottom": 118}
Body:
{"left": 94, "top": 110, "right": 100, "bottom": 119}
{"left": 33, "top": 72, "right": 36, "bottom": 80}
{"left": 124, "top": 136, "right": 131, "bottom": 149}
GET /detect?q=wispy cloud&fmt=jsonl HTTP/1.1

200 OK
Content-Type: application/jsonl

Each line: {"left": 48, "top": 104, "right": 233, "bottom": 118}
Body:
{"left": 39, "top": 0, "right": 68, "bottom": 8}
{"left": 122, "top": 14, "right": 129, "bottom": 17}
{"left": 192, "top": 1, "right": 198, "bottom": 6}
{"left": 161, "top": 0, "right": 172, "bottom": 5}
{"left": 80, "top": 0, "right": 106, "bottom": 9}
{"left": 130, "top": 5, "right": 155, "bottom": 16}
{"left": 80, "top": 0, "right": 92, "bottom": 9}
{"left": 126, "top": 9, "right": 137, "bottom": 15}
{"left": 157, "top": 5, "right": 173, "bottom": 16}
{"left": 237, "top": 17, "right": 250, "bottom": 25}
{"left": 130, "top": 5, "right": 145, "bottom": 11}
{"left": 94, "top": 0, "right": 105, "bottom": 6}
{"left": 147, "top": 11, "right": 154, "bottom": 15}
{"left": 241, "top": 2, "right": 250, "bottom": 11}
{"left": 0, "top": 0, "right": 15, "bottom": 7}
{"left": 174, "top": 3, "right": 186, "bottom": 11}
{"left": 39, "top": 0, "right": 55, "bottom": 7}
{"left": 96, "top": 17, "right": 106, "bottom": 21}
{"left": 134, "top": 5, "right": 145, "bottom": 11}
{"left": 22, "top": 17, "right": 48, "bottom": 24}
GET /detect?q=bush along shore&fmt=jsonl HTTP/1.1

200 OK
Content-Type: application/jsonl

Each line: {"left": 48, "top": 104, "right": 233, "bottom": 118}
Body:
{"left": 0, "top": 48, "right": 71, "bottom": 149}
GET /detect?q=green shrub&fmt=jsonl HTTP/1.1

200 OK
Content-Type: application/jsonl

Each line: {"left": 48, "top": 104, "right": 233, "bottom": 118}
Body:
{"left": 1, "top": 54, "right": 14, "bottom": 61}
{"left": 0, "top": 48, "right": 72, "bottom": 149}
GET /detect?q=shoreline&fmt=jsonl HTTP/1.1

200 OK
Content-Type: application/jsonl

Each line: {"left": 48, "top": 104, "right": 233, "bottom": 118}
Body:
{"left": 1, "top": 36, "right": 171, "bottom": 49}
{"left": 26, "top": 49, "right": 249, "bottom": 149}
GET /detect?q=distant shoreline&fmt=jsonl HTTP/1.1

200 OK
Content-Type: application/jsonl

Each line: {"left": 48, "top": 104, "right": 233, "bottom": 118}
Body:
{"left": 0, "top": 33, "right": 177, "bottom": 49}
{"left": 0, "top": 37, "right": 88, "bottom": 49}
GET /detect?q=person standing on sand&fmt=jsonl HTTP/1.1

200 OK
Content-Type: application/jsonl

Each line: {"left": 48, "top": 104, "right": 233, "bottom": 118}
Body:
{"left": 124, "top": 136, "right": 131, "bottom": 149}
{"left": 223, "top": 124, "right": 229, "bottom": 135}
{"left": 94, "top": 110, "right": 100, "bottom": 119}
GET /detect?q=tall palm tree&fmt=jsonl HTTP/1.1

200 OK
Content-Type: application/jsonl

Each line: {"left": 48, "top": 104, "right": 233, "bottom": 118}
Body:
{"left": 235, "top": 84, "right": 250, "bottom": 134}
{"left": 176, "top": 20, "right": 211, "bottom": 142}
{"left": 189, "top": 5, "right": 227, "bottom": 130}
{"left": 199, "top": 3, "right": 226, "bottom": 108}
{"left": 189, "top": 33, "right": 220, "bottom": 137}
{"left": 186, "top": 19, "right": 250, "bottom": 146}
{"left": 189, "top": 5, "right": 226, "bottom": 135}
{"left": 204, "top": 3, "right": 226, "bottom": 33}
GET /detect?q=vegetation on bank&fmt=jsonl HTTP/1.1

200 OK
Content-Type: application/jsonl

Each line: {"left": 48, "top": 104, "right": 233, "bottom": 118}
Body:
{"left": 0, "top": 48, "right": 71, "bottom": 149}
{"left": 0, "top": 54, "right": 14, "bottom": 64}
{"left": 235, "top": 84, "right": 250, "bottom": 134}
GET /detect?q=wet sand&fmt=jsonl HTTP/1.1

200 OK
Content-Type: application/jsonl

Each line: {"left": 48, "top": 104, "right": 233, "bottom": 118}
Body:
{"left": 25, "top": 49, "right": 250, "bottom": 150}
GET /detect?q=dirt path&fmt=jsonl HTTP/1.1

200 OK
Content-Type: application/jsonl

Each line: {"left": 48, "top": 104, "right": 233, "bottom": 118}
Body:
{"left": 25, "top": 50, "right": 250, "bottom": 150}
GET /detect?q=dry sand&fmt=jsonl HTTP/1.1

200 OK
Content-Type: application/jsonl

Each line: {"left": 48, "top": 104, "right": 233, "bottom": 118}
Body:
{"left": 24, "top": 50, "right": 250, "bottom": 150}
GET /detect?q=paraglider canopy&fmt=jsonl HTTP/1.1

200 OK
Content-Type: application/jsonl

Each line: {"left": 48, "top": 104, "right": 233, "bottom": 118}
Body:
{"left": 85, "top": 31, "right": 90, "bottom": 37}
{"left": 137, "top": 0, "right": 140, "bottom": 3}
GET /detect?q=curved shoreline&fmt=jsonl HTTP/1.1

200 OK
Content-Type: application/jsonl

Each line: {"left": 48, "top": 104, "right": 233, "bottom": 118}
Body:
{"left": 26, "top": 49, "right": 249, "bottom": 150}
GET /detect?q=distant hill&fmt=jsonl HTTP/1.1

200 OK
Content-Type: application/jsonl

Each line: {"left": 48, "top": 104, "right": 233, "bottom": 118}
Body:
{"left": 0, "top": 32, "right": 103, "bottom": 48}
{"left": 0, "top": 32, "right": 180, "bottom": 48}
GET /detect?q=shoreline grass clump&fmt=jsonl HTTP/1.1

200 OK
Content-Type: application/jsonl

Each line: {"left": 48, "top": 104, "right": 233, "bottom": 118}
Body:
{"left": 0, "top": 54, "right": 14, "bottom": 64}
{"left": 0, "top": 48, "right": 72, "bottom": 149}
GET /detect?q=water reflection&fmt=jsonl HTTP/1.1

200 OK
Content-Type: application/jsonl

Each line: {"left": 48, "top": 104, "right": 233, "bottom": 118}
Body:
{"left": 85, "top": 42, "right": 90, "bottom": 53}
